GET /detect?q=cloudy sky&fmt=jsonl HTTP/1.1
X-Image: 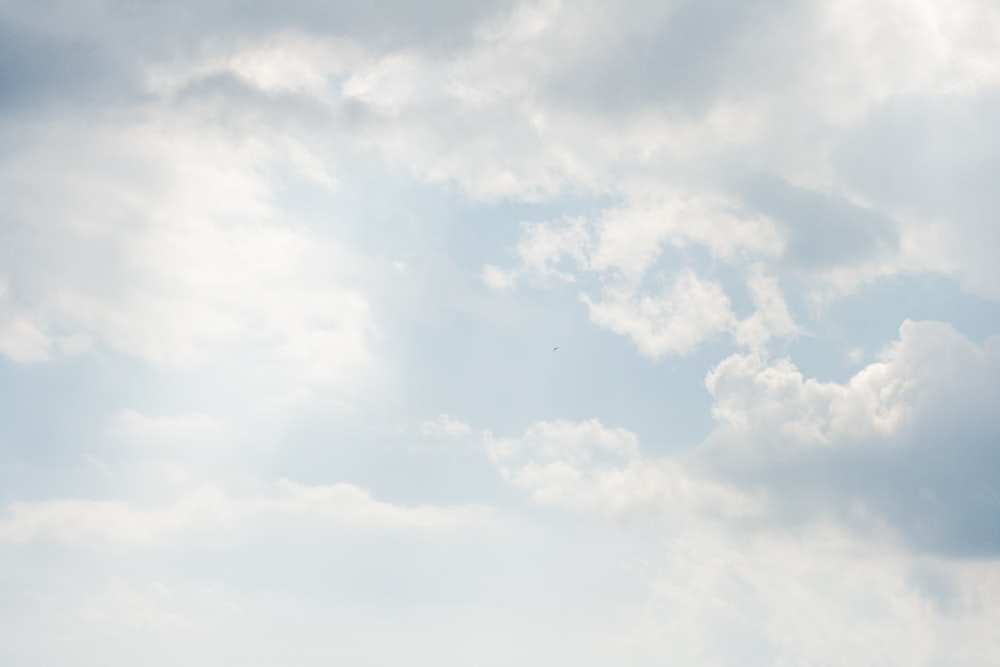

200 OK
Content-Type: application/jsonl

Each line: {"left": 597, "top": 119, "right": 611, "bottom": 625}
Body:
{"left": 2, "top": 0, "right": 1000, "bottom": 664}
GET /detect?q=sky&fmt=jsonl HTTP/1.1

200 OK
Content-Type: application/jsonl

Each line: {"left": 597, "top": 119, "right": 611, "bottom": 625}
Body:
{"left": 1, "top": 0, "right": 1000, "bottom": 664}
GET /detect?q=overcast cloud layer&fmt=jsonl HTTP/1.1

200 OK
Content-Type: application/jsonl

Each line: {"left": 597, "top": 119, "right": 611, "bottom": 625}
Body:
{"left": 1, "top": 1, "right": 999, "bottom": 665}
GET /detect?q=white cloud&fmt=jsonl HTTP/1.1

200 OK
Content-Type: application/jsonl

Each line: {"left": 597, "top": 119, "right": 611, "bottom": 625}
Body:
{"left": 0, "top": 109, "right": 377, "bottom": 399}
{"left": 732, "top": 267, "right": 799, "bottom": 349}
{"left": 483, "top": 192, "right": 798, "bottom": 358}
{"left": 0, "top": 487, "right": 231, "bottom": 549}
{"left": 481, "top": 264, "right": 519, "bottom": 292}
{"left": 111, "top": 410, "right": 233, "bottom": 447}
{"left": 486, "top": 418, "right": 639, "bottom": 467}
{"left": 700, "top": 319, "right": 1000, "bottom": 554}
{"left": 261, "top": 479, "right": 491, "bottom": 529}
{"left": 328, "top": 0, "right": 997, "bottom": 299}
{"left": 627, "top": 523, "right": 1000, "bottom": 666}
{"left": 146, "top": 32, "right": 360, "bottom": 99}
{"left": 0, "top": 314, "right": 51, "bottom": 363}
{"left": 581, "top": 271, "right": 736, "bottom": 358}
{"left": 474, "top": 321, "right": 1000, "bottom": 661}
{"left": 0, "top": 480, "right": 492, "bottom": 550}
{"left": 481, "top": 216, "right": 591, "bottom": 292}
{"left": 2, "top": 2, "right": 1000, "bottom": 664}
{"left": 33, "top": 0, "right": 991, "bottom": 309}
{"left": 485, "top": 418, "right": 759, "bottom": 521}
{"left": 482, "top": 320, "right": 1000, "bottom": 555}
{"left": 706, "top": 319, "right": 1000, "bottom": 449}
{"left": 419, "top": 414, "right": 472, "bottom": 437}
{"left": 514, "top": 216, "right": 591, "bottom": 284}
{"left": 25, "top": 576, "right": 242, "bottom": 641}
{"left": 589, "top": 195, "right": 785, "bottom": 275}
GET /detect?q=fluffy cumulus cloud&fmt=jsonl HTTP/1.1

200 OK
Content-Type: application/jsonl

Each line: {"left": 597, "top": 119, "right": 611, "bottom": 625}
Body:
{"left": 485, "top": 418, "right": 760, "bottom": 520}
{"left": 581, "top": 271, "right": 737, "bottom": 358}
{"left": 474, "top": 321, "right": 1000, "bottom": 662}
{"left": 2, "top": 0, "right": 999, "bottom": 664}
{"left": 484, "top": 197, "right": 796, "bottom": 357}
{"left": 702, "top": 320, "right": 1000, "bottom": 556}
{"left": 479, "top": 320, "right": 1000, "bottom": 553}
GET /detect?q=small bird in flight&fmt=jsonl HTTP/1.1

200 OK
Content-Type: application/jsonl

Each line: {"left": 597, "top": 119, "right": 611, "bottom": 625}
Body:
{"left": 552, "top": 346, "right": 559, "bottom": 352}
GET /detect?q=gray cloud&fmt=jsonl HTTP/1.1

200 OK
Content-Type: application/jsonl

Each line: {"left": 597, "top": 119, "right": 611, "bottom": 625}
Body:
{"left": 738, "top": 173, "right": 899, "bottom": 272}
{"left": 0, "top": 0, "right": 515, "bottom": 125}
{"left": 2, "top": 0, "right": 514, "bottom": 60}
{"left": 700, "top": 320, "right": 1000, "bottom": 556}
{"left": 0, "top": 20, "right": 121, "bottom": 111}
{"left": 832, "top": 90, "right": 1000, "bottom": 297}
{"left": 833, "top": 92, "right": 1000, "bottom": 219}
{"left": 545, "top": 0, "right": 800, "bottom": 114}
